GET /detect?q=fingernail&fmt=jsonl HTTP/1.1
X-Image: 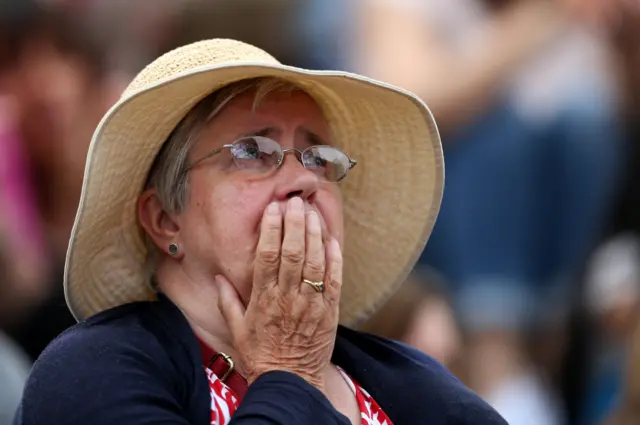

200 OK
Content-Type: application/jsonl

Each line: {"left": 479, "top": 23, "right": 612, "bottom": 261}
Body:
{"left": 267, "top": 202, "right": 279, "bottom": 215}
{"left": 288, "top": 197, "right": 303, "bottom": 212}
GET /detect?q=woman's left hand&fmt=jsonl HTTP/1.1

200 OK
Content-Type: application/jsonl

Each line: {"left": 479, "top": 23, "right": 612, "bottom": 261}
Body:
{"left": 216, "top": 197, "right": 342, "bottom": 392}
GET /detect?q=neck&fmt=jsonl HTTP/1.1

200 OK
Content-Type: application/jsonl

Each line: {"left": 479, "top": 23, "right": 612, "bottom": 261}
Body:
{"left": 156, "top": 266, "right": 239, "bottom": 363}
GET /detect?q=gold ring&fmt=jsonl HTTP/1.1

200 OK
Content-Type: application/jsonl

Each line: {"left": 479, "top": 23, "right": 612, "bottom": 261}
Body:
{"left": 302, "top": 279, "right": 325, "bottom": 293}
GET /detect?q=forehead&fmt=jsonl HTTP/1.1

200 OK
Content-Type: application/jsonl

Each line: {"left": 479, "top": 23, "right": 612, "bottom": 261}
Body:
{"left": 202, "top": 88, "right": 331, "bottom": 141}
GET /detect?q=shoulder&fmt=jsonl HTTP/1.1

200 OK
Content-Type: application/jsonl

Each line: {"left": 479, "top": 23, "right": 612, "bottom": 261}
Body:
{"left": 16, "top": 302, "right": 195, "bottom": 425}
{"left": 31, "top": 302, "right": 173, "bottom": 375}
{"left": 336, "top": 327, "right": 507, "bottom": 425}
{"left": 338, "top": 325, "right": 454, "bottom": 375}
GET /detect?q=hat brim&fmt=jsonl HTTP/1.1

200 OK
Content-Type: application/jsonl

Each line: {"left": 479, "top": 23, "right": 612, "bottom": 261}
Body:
{"left": 64, "top": 62, "right": 444, "bottom": 327}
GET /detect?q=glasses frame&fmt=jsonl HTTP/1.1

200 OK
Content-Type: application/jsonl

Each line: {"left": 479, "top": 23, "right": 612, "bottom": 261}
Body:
{"left": 183, "top": 137, "right": 358, "bottom": 182}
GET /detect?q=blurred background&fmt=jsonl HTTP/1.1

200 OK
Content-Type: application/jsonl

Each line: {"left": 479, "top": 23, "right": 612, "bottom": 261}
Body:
{"left": 0, "top": 0, "right": 639, "bottom": 424}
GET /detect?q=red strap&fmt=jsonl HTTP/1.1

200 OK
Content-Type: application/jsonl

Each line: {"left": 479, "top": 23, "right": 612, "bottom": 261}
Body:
{"left": 196, "top": 337, "right": 249, "bottom": 400}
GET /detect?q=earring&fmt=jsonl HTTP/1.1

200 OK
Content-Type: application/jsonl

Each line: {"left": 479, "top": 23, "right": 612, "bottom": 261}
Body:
{"left": 168, "top": 243, "right": 179, "bottom": 256}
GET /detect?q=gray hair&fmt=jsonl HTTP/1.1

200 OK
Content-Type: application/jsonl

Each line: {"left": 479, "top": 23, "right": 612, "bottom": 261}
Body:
{"left": 143, "top": 77, "right": 303, "bottom": 279}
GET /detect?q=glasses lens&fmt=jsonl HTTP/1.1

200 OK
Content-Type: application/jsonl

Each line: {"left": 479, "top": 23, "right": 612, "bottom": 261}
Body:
{"left": 230, "top": 137, "right": 281, "bottom": 171}
{"left": 302, "top": 146, "right": 350, "bottom": 182}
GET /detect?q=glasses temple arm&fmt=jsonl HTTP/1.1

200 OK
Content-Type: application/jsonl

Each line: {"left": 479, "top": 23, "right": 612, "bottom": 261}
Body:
{"left": 182, "top": 146, "right": 228, "bottom": 173}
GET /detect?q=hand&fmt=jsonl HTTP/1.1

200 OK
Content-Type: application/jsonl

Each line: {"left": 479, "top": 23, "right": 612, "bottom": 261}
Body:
{"left": 217, "top": 196, "right": 342, "bottom": 392}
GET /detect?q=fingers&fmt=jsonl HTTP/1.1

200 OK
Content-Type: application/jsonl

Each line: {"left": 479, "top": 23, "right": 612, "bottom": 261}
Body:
{"left": 217, "top": 274, "right": 246, "bottom": 337}
{"left": 226, "top": 200, "right": 340, "bottom": 390}
{"left": 278, "top": 197, "right": 306, "bottom": 292}
{"left": 254, "top": 196, "right": 334, "bottom": 300}
{"left": 323, "top": 238, "right": 343, "bottom": 306}
{"left": 253, "top": 202, "right": 282, "bottom": 291}
{"left": 301, "top": 210, "right": 325, "bottom": 295}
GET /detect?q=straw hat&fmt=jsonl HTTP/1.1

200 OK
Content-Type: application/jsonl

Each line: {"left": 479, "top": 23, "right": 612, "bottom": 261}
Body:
{"left": 64, "top": 39, "right": 444, "bottom": 327}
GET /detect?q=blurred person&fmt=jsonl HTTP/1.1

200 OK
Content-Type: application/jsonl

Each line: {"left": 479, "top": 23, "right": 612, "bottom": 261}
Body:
{"left": 360, "top": 268, "right": 462, "bottom": 370}
{"left": 580, "top": 233, "right": 640, "bottom": 424}
{"left": 74, "top": 0, "right": 182, "bottom": 75}
{"left": 605, "top": 313, "right": 640, "bottom": 425}
{"left": 168, "top": 0, "right": 304, "bottom": 66}
{"left": 338, "top": 1, "right": 626, "bottom": 423}
{"left": 0, "top": 96, "right": 48, "bottom": 324}
{"left": 577, "top": 2, "right": 640, "bottom": 423}
{"left": 0, "top": 332, "right": 30, "bottom": 425}
{"left": 14, "top": 38, "right": 507, "bottom": 425}
{"left": 0, "top": 0, "right": 119, "bottom": 358}
{"left": 75, "top": 0, "right": 303, "bottom": 79}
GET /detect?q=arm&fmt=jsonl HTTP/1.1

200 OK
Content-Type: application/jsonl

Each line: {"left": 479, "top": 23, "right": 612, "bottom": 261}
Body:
{"left": 352, "top": 0, "right": 567, "bottom": 131}
{"left": 231, "top": 372, "right": 349, "bottom": 424}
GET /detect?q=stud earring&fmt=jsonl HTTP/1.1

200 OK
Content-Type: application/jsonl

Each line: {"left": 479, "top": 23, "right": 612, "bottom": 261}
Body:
{"left": 168, "top": 243, "right": 179, "bottom": 256}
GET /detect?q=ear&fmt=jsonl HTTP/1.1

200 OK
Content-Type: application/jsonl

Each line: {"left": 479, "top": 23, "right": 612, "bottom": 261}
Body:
{"left": 138, "top": 189, "right": 183, "bottom": 259}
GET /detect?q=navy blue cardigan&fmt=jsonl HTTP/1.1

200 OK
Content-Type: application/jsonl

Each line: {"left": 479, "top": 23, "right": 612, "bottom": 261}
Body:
{"left": 14, "top": 294, "right": 506, "bottom": 425}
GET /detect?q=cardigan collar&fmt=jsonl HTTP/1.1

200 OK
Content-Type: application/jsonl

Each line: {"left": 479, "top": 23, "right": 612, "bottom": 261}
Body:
{"left": 149, "top": 293, "right": 449, "bottom": 425}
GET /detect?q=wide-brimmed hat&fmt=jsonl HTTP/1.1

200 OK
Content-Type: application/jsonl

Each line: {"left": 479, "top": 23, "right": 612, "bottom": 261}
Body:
{"left": 64, "top": 39, "right": 444, "bottom": 327}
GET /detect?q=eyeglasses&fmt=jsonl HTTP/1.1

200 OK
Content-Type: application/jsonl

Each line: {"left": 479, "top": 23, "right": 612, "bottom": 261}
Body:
{"left": 184, "top": 136, "right": 357, "bottom": 182}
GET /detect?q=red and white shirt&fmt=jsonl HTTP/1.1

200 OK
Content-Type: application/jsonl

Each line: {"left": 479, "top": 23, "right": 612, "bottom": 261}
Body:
{"left": 203, "top": 363, "right": 394, "bottom": 425}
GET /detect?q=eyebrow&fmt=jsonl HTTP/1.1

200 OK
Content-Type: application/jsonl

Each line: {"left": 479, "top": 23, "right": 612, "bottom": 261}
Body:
{"left": 302, "top": 129, "right": 327, "bottom": 146}
{"left": 240, "top": 126, "right": 328, "bottom": 146}
{"left": 241, "top": 127, "right": 275, "bottom": 138}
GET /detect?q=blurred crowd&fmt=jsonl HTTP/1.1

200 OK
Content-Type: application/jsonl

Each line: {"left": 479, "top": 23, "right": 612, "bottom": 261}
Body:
{"left": 1, "top": 0, "right": 639, "bottom": 424}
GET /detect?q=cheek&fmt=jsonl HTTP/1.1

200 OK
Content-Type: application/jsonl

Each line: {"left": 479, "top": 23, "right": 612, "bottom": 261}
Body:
{"left": 319, "top": 187, "right": 344, "bottom": 243}
{"left": 188, "top": 178, "right": 273, "bottom": 263}
{"left": 201, "top": 183, "right": 265, "bottom": 247}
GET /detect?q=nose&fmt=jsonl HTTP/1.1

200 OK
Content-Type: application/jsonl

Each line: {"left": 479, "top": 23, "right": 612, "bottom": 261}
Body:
{"left": 273, "top": 154, "right": 319, "bottom": 202}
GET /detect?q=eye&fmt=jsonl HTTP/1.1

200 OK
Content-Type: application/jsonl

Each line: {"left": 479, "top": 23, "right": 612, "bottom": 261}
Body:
{"left": 302, "top": 146, "right": 350, "bottom": 182}
{"left": 240, "top": 144, "right": 260, "bottom": 159}
{"left": 230, "top": 137, "right": 281, "bottom": 171}
{"left": 310, "top": 155, "right": 327, "bottom": 167}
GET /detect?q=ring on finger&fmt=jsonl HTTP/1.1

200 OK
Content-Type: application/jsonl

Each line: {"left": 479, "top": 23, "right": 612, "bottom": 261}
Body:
{"left": 302, "top": 279, "right": 325, "bottom": 293}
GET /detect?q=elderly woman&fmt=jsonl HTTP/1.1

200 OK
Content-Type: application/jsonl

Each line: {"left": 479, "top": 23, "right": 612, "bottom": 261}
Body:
{"left": 14, "top": 39, "right": 505, "bottom": 425}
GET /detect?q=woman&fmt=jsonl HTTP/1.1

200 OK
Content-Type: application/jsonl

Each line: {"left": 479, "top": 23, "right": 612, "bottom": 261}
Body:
{"left": 14, "top": 39, "right": 506, "bottom": 425}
